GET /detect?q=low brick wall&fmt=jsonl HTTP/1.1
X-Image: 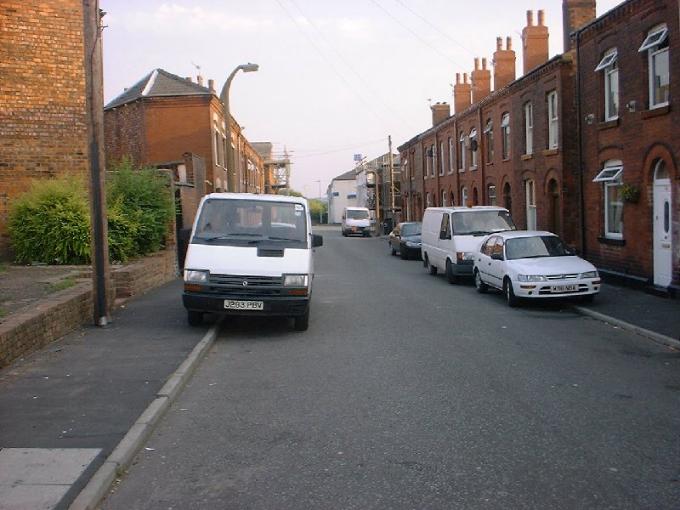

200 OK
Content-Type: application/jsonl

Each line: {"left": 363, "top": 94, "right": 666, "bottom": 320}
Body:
{"left": 0, "top": 250, "right": 177, "bottom": 368}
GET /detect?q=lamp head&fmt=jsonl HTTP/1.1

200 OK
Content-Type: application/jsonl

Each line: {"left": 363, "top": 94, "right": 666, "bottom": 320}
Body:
{"left": 241, "top": 63, "right": 259, "bottom": 73}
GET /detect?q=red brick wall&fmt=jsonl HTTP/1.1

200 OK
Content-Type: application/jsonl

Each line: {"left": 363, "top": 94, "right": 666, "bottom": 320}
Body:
{"left": 104, "top": 101, "right": 146, "bottom": 168}
{"left": 0, "top": 0, "right": 89, "bottom": 258}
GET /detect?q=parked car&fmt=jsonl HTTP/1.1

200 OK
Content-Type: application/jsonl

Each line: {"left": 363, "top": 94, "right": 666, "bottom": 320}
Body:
{"left": 421, "top": 206, "right": 516, "bottom": 283}
{"left": 388, "top": 222, "right": 422, "bottom": 259}
{"left": 182, "top": 193, "right": 323, "bottom": 330}
{"left": 341, "top": 207, "right": 371, "bottom": 237}
{"left": 473, "top": 230, "right": 601, "bottom": 307}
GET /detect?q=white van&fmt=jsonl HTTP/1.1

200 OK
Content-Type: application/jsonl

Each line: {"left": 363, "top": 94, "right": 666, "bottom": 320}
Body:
{"left": 182, "top": 193, "right": 323, "bottom": 331}
{"left": 421, "top": 206, "right": 515, "bottom": 283}
{"left": 341, "top": 206, "right": 371, "bottom": 237}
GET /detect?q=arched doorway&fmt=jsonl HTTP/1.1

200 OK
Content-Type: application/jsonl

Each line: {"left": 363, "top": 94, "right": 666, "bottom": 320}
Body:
{"left": 653, "top": 159, "right": 672, "bottom": 286}
{"left": 548, "top": 179, "right": 560, "bottom": 234}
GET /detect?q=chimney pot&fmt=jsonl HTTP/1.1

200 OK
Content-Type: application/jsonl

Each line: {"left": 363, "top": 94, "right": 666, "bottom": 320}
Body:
{"left": 456, "top": 72, "right": 461, "bottom": 84}
{"left": 464, "top": 73, "right": 469, "bottom": 84}
{"left": 197, "top": 75, "right": 204, "bottom": 86}
{"left": 538, "top": 10, "right": 545, "bottom": 26}
{"left": 527, "top": 10, "right": 533, "bottom": 26}
{"left": 208, "top": 78, "right": 215, "bottom": 92}
{"left": 474, "top": 57, "right": 480, "bottom": 70}
{"left": 482, "top": 58, "right": 487, "bottom": 70}
{"left": 506, "top": 36, "right": 512, "bottom": 50}
{"left": 496, "top": 37, "right": 502, "bottom": 50}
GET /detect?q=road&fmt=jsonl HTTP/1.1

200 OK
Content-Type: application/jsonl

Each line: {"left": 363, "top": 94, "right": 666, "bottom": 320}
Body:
{"left": 102, "top": 226, "right": 680, "bottom": 509}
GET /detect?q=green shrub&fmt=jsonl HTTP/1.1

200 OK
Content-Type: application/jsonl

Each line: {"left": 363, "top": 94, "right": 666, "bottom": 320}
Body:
{"left": 106, "top": 198, "right": 139, "bottom": 263}
{"left": 8, "top": 177, "right": 91, "bottom": 264}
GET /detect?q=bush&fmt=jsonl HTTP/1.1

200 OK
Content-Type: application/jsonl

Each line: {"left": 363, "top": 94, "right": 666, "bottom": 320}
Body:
{"left": 106, "top": 197, "right": 139, "bottom": 263}
{"left": 8, "top": 177, "right": 91, "bottom": 264}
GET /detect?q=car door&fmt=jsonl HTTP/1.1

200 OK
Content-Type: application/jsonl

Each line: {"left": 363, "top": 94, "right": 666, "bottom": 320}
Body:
{"left": 477, "top": 236, "right": 497, "bottom": 285}
{"left": 487, "top": 237, "right": 505, "bottom": 288}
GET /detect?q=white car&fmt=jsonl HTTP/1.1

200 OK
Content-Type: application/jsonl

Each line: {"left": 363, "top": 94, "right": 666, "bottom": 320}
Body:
{"left": 473, "top": 231, "right": 601, "bottom": 307}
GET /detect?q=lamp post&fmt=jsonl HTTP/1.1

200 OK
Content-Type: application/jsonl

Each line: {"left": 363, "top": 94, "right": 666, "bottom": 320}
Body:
{"left": 315, "top": 179, "right": 323, "bottom": 224}
{"left": 219, "top": 62, "right": 259, "bottom": 193}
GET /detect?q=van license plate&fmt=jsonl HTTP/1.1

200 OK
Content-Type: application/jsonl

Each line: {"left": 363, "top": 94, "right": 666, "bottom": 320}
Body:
{"left": 551, "top": 285, "right": 577, "bottom": 292}
{"left": 224, "top": 300, "right": 264, "bottom": 310}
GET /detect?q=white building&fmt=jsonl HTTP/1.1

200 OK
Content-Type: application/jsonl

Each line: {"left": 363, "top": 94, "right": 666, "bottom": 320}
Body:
{"left": 327, "top": 170, "right": 358, "bottom": 224}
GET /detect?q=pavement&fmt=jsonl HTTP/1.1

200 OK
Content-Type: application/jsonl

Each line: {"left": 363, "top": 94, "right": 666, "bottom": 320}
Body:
{"left": 0, "top": 254, "right": 678, "bottom": 510}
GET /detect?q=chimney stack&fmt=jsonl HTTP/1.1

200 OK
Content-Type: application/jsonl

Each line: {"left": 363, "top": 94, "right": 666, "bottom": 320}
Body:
{"left": 208, "top": 79, "right": 215, "bottom": 92}
{"left": 522, "top": 10, "right": 549, "bottom": 74}
{"left": 431, "top": 102, "right": 451, "bottom": 126}
{"left": 562, "top": 0, "right": 596, "bottom": 52}
{"left": 471, "top": 57, "right": 491, "bottom": 103}
{"left": 454, "top": 72, "right": 472, "bottom": 113}
{"left": 493, "top": 36, "right": 516, "bottom": 90}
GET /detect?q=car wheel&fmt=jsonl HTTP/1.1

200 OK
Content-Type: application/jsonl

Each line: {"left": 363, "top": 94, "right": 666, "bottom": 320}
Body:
{"left": 504, "top": 278, "right": 519, "bottom": 308}
{"left": 445, "top": 259, "right": 458, "bottom": 284}
{"left": 293, "top": 308, "right": 310, "bottom": 331}
{"left": 474, "top": 269, "right": 488, "bottom": 293}
{"left": 187, "top": 310, "right": 203, "bottom": 326}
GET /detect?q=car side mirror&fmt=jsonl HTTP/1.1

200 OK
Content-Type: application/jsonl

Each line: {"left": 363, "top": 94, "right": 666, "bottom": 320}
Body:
{"left": 312, "top": 234, "right": 323, "bottom": 247}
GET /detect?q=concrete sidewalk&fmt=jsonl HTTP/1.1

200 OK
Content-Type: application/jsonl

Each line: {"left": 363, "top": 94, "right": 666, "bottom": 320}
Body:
{"left": 0, "top": 279, "right": 216, "bottom": 510}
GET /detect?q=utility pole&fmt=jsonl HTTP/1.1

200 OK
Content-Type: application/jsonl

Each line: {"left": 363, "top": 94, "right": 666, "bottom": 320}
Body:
{"left": 83, "top": 0, "right": 110, "bottom": 326}
{"left": 388, "top": 135, "right": 395, "bottom": 221}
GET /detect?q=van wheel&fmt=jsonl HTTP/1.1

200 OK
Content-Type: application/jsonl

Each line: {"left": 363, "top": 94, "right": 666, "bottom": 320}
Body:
{"left": 187, "top": 311, "right": 203, "bottom": 326}
{"left": 424, "top": 255, "right": 437, "bottom": 275}
{"left": 446, "top": 259, "right": 459, "bottom": 284}
{"left": 504, "top": 278, "right": 519, "bottom": 308}
{"left": 293, "top": 309, "right": 310, "bottom": 331}
{"left": 474, "top": 269, "right": 488, "bottom": 293}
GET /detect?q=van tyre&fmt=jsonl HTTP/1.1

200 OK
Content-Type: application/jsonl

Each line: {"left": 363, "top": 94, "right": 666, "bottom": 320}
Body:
{"left": 446, "top": 259, "right": 458, "bottom": 284}
{"left": 424, "top": 254, "right": 437, "bottom": 275}
{"left": 504, "top": 278, "right": 519, "bottom": 307}
{"left": 293, "top": 308, "right": 310, "bottom": 331}
{"left": 187, "top": 311, "right": 203, "bottom": 326}
{"left": 474, "top": 269, "right": 488, "bottom": 293}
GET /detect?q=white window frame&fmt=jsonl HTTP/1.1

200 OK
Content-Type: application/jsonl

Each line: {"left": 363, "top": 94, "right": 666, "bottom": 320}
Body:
{"left": 439, "top": 142, "right": 445, "bottom": 176}
{"left": 501, "top": 113, "right": 510, "bottom": 160}
{"left": 441, "top": 190, "right": 447, "bottom": 207}
{"left": 547, "top": 91, "right": 559, "bottom": 149}
{"left": 597, "top": 160, "right": 624, "bottom": 240}
{"left": 649, "top": 44, "right": 670, "bottom": 109}
{"left": 525, "top": 179, "right": 537, "bottom": 230}
{"left": 425, "top": 146, "right": 431, "bottom": 178}
{"left": 431, "top": 144, "right": 436, "bottom": 177}
{"left": 448, "top": 137, "right": 455, "bottom": 174}
{"left": 638, "top": 25, "right": 668, "bottom": 52}
{"left": 524, "top": 102, "right": 533, "bottom": 155}
{"left": 596, "top": 49, "right": 619, "bottom": 121}
{"left": 459, "top": 133, "right": 466, "bottom": 172}
{"left": 640, "top": 24, "right": 670, "bottom": 109}
{"left": 484, "top": 120, "right": 494, "bottom": 162}
{"left": 593, "top": 166, "right": 623, "bottom": 182}
{"left": 461, "top": 186, "right": 468, "bottom": 207}
{"left": 469, "top": 128, "right": 477, "bottom": 169}
{"left": 595, "top": 49, "right": 618, "bottom": 71}
{"left": 488, "top": 184, "right": 497, "bottom": 206}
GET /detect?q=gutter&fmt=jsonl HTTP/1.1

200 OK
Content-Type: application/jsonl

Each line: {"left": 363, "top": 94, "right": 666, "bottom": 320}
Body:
{"left": 575, "top": 31, "right": 587, "bottom": 256}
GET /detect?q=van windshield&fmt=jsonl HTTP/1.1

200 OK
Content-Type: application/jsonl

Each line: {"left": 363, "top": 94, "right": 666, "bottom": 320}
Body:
{"left": 192, "top": 199, "right": 308, "bottom": 246}
{"left": 347, "top": 210, "right": 369, "bottom": 220}
{"left": 452, "top": 210, "right": 516, "bottom": 236}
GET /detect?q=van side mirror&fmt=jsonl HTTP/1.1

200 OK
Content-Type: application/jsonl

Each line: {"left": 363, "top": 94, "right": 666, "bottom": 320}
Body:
{"left": 312, "top": 234, "right": 323, "bottom": 247}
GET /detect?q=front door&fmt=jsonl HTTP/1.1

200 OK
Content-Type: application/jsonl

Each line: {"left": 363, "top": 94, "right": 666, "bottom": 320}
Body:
{"left": 653, "top": 161, "right": 672, "bottom": 287}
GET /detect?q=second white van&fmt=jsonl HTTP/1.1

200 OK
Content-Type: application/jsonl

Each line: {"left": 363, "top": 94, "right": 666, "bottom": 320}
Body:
{"left": 341, "top": 206, "right": 371, "bottom": 237}
{"left": 421, "top": 206, "right": 515, "bottom": 283}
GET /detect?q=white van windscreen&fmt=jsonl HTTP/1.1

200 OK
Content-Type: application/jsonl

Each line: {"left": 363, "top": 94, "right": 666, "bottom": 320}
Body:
{"left": 347, "top": 210, "right": 369, "bottom": 220}
{"left": 193, "top": 199, "right": 308, "bottom": 246}
{"left": 452, "top": 211, "right": 516, "bottom": 236}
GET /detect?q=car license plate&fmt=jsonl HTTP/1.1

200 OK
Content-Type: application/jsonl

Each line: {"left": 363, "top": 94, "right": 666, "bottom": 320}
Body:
{"left": 224, "top": 300, "right": 264, "bottom": 310}
{"left": 551, "top": 285, "right": 577, "bottom": 293}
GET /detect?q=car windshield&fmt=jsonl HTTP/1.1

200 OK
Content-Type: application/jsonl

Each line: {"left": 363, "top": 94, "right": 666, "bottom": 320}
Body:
{"left": 452, "top": 210, "right": 515, "bottom": 235}
{"left": 400, "top": 223, "right": 421, "bottom": 236}
{"left": 505, "top": 235, "right": 572, "bottom": 260}
{"left": 192, "top": 199, "right": 307, "bottom": 245}
{"left": 347, "top": 210, "right": 369, "bottom": 220}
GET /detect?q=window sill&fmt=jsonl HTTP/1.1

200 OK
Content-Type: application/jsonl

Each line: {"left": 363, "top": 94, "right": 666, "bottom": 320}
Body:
{"left": 641, "top": 104, "right": 670, "bottom": 119}
{"left": 598, "top": 118, "right": 619, "bottom": 130}
{"left": 469, "top": 166, "right": 478, "bottom": 171}
{"left": 486, "top": 162, "right": 494, "bottom": 167}
{"left": 521, "top": 154, "right": 533, "bottom": 161}
{"left": 542, "top": 148, "right": 559, "bottom": 157}
{"left": 458, "top": 169, "right": 465, "bottom": 173}
{"left": 598, "top": 236, "right": 625, "bottom": 246}
{"left": 502, "top": 157, "right": 511, "bottom": 162}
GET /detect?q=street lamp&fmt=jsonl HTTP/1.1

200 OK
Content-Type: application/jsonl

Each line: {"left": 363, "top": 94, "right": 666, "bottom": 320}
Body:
{"left": 219, "top": 62, "right": 259, "bottom": 193}
{"left": 315, "top": 179, "right": 323, "bottom": 224}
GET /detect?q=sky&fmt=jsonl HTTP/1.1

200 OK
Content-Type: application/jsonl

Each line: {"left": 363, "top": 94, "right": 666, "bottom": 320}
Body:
{"left": 101, "top": 0, "right": 622, "bottom": 197}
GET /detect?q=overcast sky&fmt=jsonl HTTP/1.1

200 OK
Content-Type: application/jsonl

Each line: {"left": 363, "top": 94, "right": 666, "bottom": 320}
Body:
{"left": 101, "top": 0, "right": 621, "bottom": 197}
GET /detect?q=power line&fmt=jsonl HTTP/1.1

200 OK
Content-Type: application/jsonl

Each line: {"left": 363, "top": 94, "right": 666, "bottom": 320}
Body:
{"left": 291, "top": 138, "right": 388, "bottom": 159}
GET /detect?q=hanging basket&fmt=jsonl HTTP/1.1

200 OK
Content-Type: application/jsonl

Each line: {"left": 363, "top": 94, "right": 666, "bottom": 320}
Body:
{"left": 621, "top": 184, "right": 640, "bottom": 204}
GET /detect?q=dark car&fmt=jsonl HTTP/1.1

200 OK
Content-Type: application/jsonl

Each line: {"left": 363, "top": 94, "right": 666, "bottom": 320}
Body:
{"left": 388, "top": 222, "right": 422, "bottom": 260}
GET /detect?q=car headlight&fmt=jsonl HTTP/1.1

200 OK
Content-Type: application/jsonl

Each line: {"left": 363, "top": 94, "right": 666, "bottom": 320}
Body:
{"left": 580, "top": 270, "right": 598, "bottom": 279}
{"left": 184, "top": 269, "right": 209, "bottom": 283}
{"left": 283, "top": 274, "right": 309, "bottom": 287}
{"left": 405, "top": 241, "right": 420, "bottom": 247}
{"left": 517, "top": 274, "right": 547, "bottom": 282}
{"left": 456, "top": 251, "right": 475, "bottom": 261}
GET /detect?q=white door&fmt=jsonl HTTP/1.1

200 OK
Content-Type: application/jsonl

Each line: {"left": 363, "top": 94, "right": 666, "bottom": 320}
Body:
{"left": 526, "top": 179, "right": 537, "bottom": 230}
{"left": 653, "top": 161, "right": 672, "bottom": 287}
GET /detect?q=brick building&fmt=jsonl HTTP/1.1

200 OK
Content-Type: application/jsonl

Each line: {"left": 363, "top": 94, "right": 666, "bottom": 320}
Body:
{"left": 575, "top": 0, "right": 679, "bottom": 290}
{"left": 104, "top": 68, "right": 265, "bottom": 195}
{"left": 0, "top": 1, "right": 91, "bottom": 257}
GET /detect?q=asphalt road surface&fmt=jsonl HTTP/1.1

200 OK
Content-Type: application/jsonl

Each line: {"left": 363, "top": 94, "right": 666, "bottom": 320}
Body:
{"left": 102, "top": 227, "right": 680, "bottom": 510}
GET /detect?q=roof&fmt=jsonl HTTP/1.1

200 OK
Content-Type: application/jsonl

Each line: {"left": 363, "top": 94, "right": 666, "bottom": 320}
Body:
{"left": 202, "top": 192, "right": 308, "bottom": 206}
{"left": 332, "top": 169, "right": 356, "bottom": 181}
{"left": 105, "top": 69, "right": 213, "bottom": 109}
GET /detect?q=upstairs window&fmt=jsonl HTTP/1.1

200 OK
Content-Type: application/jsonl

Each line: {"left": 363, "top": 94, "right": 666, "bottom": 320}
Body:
{"left": 639, "top": 24, "right": 669, "bottom": 109}
{"left": 547, "top": 91, "right": 559, "bottom": 149}
{"left": 425, "top": 146, "right": 432, "bottom": 178}
{"left": 484, "top": 119, "right": 494, "bottom": 162}
{"left": 524, "top": 102, "right": 533, "bottom": 155}
{"left": 501, "top": 113, "right": 511, "bottom": 159}
{"left": 439, "top": 142, "right": 445, "bottom": 176}
{"left": 469, "top": 128, "right": 478, "bottom": 169}
{"left": 431, "top": 144, "right": 436, "bottom": 176}
{"left": 448, "top": 137, "right": 455, "bottom": 174}
{"left": 458, "top": 133, "right": 466, "bottom": 171}
{"left": 595, "top": 48, "right": 619, "bottom": 120}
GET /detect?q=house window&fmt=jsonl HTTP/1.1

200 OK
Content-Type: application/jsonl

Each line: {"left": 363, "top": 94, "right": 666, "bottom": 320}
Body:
{"left": 524, "top": 102, "right": 533, "bottom": 155}
{"left": 332, "top": 191, "right": 340, "bottom": 197}
{"left": 425, "top": 146, "right": 432, "bottom": 178}
{"left": 593, "top": 159, "right": 624, "bottom": 239}
{"left": 525, "top": 179, "right": 537, "bottom": 230}
{"left": 441, "top": 190, "right": 447, "bottom": 207}
{"left": 595, "top": 48, "right": 619, "bottom": 120}
{"left": 439, "top": 142, "right": 445, "bottom": 176}
{"left": 501, "top": 113, "right": 510, "bottom": 159}
{"left": 639, "top": 24, "right": 669, "bottom": 109}
{"left": 458, "top": 133, "right": 466, "bottom": 171}
{"left": 547, "top": 91, "right": 559, "bottom": 149}
{"left": 484, "top": 119, "right": 494, "bottom": 162}
{"left": 461, "top": 186, "right": 468, "bottom": 207}
{"left": 431, "top": 144, "right": 436, "bottom": 176}
{"left": 448, "top": 137, "right": 455, "bottom": 174}
{"left": 487, "top": 184, "right": 497, "bottom": 206}
{"left": 469, "top": 128, "right": 478, "bottom": 169}
{"left": 214, "top": 130, "right": 222, "bottom": 166}
{"left": 403, "top": 159, "right": 409, "bottom": 181}
{"left": 426, "top": 192, "right": 432, "bottom": 207}
{"left": 347, "top": 193, "right": 357, "bottom": 199}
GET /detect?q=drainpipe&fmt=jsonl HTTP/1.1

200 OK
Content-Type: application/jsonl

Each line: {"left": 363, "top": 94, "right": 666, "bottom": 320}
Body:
{"left": 576, "top": 30, "right": 587, "bottom": 256}
{"left": 478, "top": 106, "right": 484, "bottom": 205}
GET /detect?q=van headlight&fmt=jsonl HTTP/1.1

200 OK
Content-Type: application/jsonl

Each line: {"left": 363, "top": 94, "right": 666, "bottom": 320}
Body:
{"left": 283, "top": 274, "right": 309, "bottom": 287}
{"left": 184, "top": 269, "right": 209, "bottom": 283}
{"left": 580, "top": 270, "right": 598, "bottom": 279}
{"left": 517, "top": 274, "right": 547, "bottom": 282}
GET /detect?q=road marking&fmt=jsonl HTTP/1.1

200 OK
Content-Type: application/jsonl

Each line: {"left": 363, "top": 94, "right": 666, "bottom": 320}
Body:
{"left": 0, "top": 448, "right": 100, "bottom": 510}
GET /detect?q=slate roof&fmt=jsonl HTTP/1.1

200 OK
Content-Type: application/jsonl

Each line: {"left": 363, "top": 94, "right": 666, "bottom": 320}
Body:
{"left": 105, "top": 68, "right": 213, "bottom": 109}
{"left": 333, "top": 169, "right": 357, "bottom": 181}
